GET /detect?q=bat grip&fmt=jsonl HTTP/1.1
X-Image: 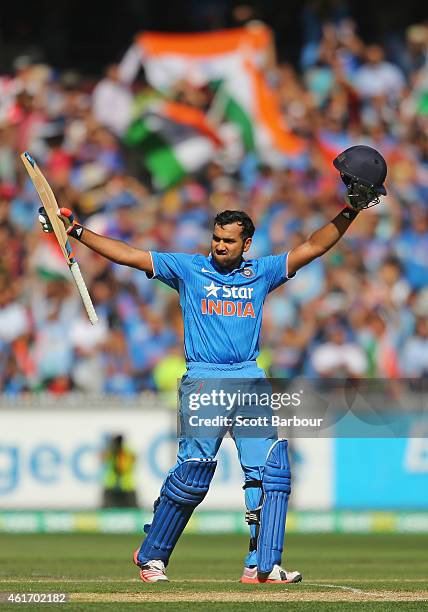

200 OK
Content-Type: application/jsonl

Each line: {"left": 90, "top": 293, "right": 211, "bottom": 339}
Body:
{"left": 69, "top": 262, "right": 99, "bottom": 325}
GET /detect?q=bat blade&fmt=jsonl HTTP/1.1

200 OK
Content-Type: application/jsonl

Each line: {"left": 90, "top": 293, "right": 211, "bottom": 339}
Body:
{"left": 21, "top": 151, "right": 73, "bottom": 263}
{"left": 21, "top": 151, "right": 98, "bottom": 325}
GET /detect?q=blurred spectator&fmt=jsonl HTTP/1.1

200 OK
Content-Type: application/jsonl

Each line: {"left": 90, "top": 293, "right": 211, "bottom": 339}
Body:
{"left": 358, "top": 311, "right": 399, "bottom": 378}
{"left": 401, "top": 317, "right": 428, "bottom": 377}
{"left": 311, "top": 322, "right": 367, "bottom": 377}
{"left": 395, "top": 209, "right": 428, "bottom": 290}
{"left": 32, "top": 300, "right": 74, "bottom": 388}
{"left": 70, "top": 314, "right": 109, "bottom": 392}
{"left": 377, "top": 257, "right": 410, "bottom": 306}
{"left": 354, "top": 44, "right": 405, "bottom": 101}
{"left": 126, "top": 310, "right": 178, "bottom": 391}
{"left": 0, "top": 277, "right": 29, "bottom": 344}
{"left": 103, "top": 327, "right": 136, "bottom": 395}
{"left": 92, "top": 64, "right": 133, "bottom": 136}
{"left": 398, "top": 24, "right": 428, "bottom": 77}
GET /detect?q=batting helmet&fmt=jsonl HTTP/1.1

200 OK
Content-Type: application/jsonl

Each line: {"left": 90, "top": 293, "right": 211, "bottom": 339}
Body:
{"left": 333, "top": 145, "right": 387, "bottom": 196}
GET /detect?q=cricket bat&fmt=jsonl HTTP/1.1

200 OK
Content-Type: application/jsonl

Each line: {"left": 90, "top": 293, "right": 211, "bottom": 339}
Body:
{"left": 21, "top": 151, "right": 99, "bottom": 325}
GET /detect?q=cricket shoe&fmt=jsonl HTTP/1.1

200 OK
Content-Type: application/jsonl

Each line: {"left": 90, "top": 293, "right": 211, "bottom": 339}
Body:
{"left": 133, "top": 549, "right": 169, "bottom": 582}
{"left": 240, "top": 564, "right": 302, "bottom": 584}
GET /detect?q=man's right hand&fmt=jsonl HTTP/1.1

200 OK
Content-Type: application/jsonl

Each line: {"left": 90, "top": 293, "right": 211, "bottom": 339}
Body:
{"left": 38, "top": 206, "right": 84, "bottom": 240}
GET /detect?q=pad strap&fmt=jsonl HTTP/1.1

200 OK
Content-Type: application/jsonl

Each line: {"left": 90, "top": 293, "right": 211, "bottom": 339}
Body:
{"left": 249, "top": 537, "right": 258, "bottom": 552}
{"left": 243, "top": 480, "right": 262, "bottom": 490}
{"left": 244, "top": 479, "right": 263, "bottom": 557}
{"left": 244, "top": 479, "right": 263, "bottom": 525}
{"left": 136, "top": 459, "right": 216, "bottom": 566}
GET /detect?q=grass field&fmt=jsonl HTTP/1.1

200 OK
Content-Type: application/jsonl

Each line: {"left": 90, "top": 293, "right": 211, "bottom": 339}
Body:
{"left": 0, "top": 533, "right": 427, "bottom": 610}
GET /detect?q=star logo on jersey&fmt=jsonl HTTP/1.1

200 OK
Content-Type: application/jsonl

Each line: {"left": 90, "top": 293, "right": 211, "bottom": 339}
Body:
{"left": 204, "top": 281, "right": 222, "bottom": 297}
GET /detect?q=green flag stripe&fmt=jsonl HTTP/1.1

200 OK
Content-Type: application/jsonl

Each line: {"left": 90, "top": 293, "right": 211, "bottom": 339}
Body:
{"left": 125, "top": 120, "right": 185, "bottom": 189}
{"left": 144, "top": 136, "right": 185, "bottom": 189}
{"left": 224, "top": 97, "right": 255, "bottom": 151}
{"left": 209, "top": 80, "right": 255, "bottom": 151}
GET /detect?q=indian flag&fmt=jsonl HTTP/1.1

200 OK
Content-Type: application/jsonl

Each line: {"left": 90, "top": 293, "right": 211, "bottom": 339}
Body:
{"left": 121, "top": 25, "right": 305, "bottom": 165}
{"left": 123, "top": 24, "right": 273, "bottom": 91}
{"left": 33, "top": 236, "right": 70, "bottom": 281}
{"left": 209, "top": 55, "right": 305, "bottom": 164}
{"left": 124, "top": 100, "right": 223, "bottom": 189}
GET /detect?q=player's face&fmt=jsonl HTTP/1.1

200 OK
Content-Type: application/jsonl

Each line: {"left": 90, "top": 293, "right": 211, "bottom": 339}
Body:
{"left": 211, "top": 223, "right": 252, "bottom": 270}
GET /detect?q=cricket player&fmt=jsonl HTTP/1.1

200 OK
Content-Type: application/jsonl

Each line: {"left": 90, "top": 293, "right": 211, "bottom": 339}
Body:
{"left": 39, "top": 145, "right": 387, "bottom": 583}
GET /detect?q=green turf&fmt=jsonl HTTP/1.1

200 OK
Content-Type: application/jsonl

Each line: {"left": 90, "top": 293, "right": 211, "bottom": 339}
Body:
{"left": 0, "top": 533, "right": 426, "bottom": 610}
{"left": 0, "top": 606, "right": 423, "bottom": 612}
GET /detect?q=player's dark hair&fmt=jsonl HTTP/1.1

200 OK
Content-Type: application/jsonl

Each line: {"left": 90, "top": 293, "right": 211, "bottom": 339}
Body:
{"left": 214, "top": 210, "right": 255, "bottom": 241}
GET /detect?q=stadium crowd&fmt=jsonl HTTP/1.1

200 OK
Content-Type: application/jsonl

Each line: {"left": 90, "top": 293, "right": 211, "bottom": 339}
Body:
{"left": 2, "top": 11, "right": 428, "bottom": 395}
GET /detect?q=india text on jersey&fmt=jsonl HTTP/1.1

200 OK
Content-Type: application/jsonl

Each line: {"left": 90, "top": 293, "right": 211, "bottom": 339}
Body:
{"left": 201, "top": 283, "right": 255, "bottom": 318}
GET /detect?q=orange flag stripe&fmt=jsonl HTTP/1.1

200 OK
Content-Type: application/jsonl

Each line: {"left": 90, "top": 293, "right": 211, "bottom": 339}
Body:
{"left": 137, "top": 26, "right": 271, "bottom": 57}
{"left": 161, "top": 101, "right": 223, "bottom": 146}
{"left": 246, "top": 60, "right": 305, "bottom": 156}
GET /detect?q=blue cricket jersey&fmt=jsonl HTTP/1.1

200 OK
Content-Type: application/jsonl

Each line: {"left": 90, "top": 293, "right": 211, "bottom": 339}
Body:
{"left": 149, "top": 251, "right": 294, "bottom": 364}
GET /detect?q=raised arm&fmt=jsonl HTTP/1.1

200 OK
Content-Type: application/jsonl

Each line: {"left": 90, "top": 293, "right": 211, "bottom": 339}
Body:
{"left": 287, "top": 211, "right": 354, "bottom": 277}
{"left": 78, "top": 227, "right": 153, "bottom": 272}
{"left": 38, "top": 206, "right": 154, "bottom": 274}
{"left": 288, "top": 144, "right": 388, "bottom": 277}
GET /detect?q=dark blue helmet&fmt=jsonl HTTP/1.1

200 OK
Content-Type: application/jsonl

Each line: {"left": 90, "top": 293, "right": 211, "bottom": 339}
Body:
{"left": 333, "top": 145, "right": 387, "bottom": 196}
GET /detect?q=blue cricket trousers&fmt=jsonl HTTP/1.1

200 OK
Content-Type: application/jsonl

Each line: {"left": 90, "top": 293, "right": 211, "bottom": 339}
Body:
{"left": 170, "top": 360, "right": 278, "bottom": 567}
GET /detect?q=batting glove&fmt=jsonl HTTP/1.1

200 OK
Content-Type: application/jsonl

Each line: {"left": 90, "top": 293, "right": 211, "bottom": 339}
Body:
{"left": 38, "top": 206, "right": 84, "bottom": 240}
{"left": 57, "top": 207, "right": 84, "bottom": 240}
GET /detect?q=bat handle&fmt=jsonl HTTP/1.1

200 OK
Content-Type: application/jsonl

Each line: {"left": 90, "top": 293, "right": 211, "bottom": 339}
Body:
{"left": 69, "top": 262, "right": 99, "bottom": 325}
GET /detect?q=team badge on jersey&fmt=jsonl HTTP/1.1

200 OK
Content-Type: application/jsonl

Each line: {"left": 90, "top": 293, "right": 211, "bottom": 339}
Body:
{"left": 241, "top": 267, "right": 254, "bottom": 278}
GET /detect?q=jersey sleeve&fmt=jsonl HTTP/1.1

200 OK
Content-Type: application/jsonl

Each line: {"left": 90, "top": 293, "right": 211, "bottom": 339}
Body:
{"left": 259, "top": 252, "right": 296, "bottom": 294}
{"left": 148, "top": 252, "right": 193, "bottom": 290}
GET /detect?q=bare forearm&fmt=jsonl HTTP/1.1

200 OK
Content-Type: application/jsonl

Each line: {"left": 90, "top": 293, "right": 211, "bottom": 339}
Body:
{"left": 287, "top": 210, "right": 355, "bottom": 275}
{"left": 307, "top": 212, "right": 353, "bottom": 256}
{"left": 77, "top": 227, "right": 152, "bottom": 272}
